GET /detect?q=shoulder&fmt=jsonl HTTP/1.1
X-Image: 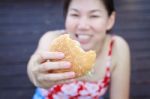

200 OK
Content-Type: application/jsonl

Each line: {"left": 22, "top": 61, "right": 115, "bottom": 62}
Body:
{"left": 113, "top": 35, "right": 130, "bottom": 53}
{"left": 109, "top": 35, "right": 130, "bottom": 97}
{"left": 40, "top": 30, "right": 65, "bottom": 41}
{"left": 112, "top": 35, "right": 130, "bottom": 69}
{"left": 39, "top": 29, "right": 65, "bottom": 43}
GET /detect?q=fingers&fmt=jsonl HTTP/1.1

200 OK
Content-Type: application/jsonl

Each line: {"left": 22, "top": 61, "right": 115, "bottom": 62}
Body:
{"left": 32, "top": 51, "right": 75, "bottom": 88}
{"left": 38, "top": 61, "right": 71, "bottom": 72}
{"left": 35, "top": 72, "right": 75, "bottom": 88}
{"left": 38, "top": 72, "right": 75, "bottom": 82}
{"left": 37, "top": 51, "right": 64, "bottom": 63}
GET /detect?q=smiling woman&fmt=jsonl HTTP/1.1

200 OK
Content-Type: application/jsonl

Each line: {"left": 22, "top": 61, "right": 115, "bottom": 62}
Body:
{"left": 27, "top": 0, "right": 131, "bottom": 99}
{"left": 65, "top": 0, "right": 116, "bottom": 52}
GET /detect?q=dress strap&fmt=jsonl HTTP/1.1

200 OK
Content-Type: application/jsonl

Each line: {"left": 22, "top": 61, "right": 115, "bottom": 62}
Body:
{"left": 105, "top": 36, "right": 115, "bottom": 68}
{"left": 108, "top": 36, "right": 115, "bottom": 57}
{"left": 100, "top": 36, "right": 115, "bottom": 88}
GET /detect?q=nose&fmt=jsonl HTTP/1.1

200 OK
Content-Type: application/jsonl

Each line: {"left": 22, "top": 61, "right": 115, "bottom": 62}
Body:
{"left": 77, "top": 17, "right": 90, "bottom": 31}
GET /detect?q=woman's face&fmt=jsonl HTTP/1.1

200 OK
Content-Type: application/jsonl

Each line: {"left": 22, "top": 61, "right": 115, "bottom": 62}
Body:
{"left": 65, "top": 0, "right": 115, "bottom": 51}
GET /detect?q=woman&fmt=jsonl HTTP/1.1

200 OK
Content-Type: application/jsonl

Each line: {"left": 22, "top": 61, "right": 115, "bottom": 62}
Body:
{"left": 27, "top": 0, "right": 130, "bottom": 99}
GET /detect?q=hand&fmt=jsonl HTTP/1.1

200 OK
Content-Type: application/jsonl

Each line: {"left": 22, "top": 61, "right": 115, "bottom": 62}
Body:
{"left": 31, "top": 51, "right": 75, "bottom": 89}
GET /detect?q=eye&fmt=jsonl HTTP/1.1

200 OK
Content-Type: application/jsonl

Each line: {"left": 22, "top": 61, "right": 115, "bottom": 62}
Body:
{"left": 90, "top": 15, "right": 100, "bottom": 18}
{"left": 70, "top": 13, "right": 79, "bottom": 17}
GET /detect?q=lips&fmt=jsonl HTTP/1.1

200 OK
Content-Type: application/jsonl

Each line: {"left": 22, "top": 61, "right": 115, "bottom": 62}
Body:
{"left": 75, "top": 34, "right": 92, "bottom": 44}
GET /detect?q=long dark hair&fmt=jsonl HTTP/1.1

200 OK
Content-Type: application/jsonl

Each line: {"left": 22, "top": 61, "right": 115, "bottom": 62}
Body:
{"left": 63, "top": 0, "right": 115, "bottom": 17}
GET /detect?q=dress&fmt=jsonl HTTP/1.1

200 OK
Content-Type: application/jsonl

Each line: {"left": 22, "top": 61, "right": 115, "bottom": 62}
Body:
{"left": 33, "top": 37, "right": 114, "bottom": 99}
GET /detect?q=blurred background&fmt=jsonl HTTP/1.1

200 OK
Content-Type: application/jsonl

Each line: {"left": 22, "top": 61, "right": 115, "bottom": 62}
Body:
{"left": 0, "top": 0, "right": 150, "bottom": 99}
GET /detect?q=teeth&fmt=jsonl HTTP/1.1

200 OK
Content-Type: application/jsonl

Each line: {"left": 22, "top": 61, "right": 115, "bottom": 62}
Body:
{"left": 78, "top": 35, "right": 91, "bottom": 40}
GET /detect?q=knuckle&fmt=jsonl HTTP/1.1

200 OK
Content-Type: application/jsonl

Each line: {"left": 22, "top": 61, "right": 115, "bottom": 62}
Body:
{"left": 63, "top": 74, "right": 70, "bottom": 79}
{"left": 50, "top": 62, "right": 60, "bottom": 69}
{"left": 37, "top": 52, "right": 44, "bottom": 59}
{"left": 37, "top": 74, "right": 45, "bottom": 82}
{"left": 57, "top": 62, "right": 62, "bottom": 67}
{"left": 59, "top": 61, "right": 66, "bottom": 67}
{"left": 36, "top": 53, "right": 45, "bottom": 63}
{"left": 58, "top": 73, "right": 68, "bottom": 80}
{"left": 36, "top": 74, "right": 41, "bottom": 81}
{"left": 41, "top": 62, "right": 48, "bottom": 71}
{"left": 32, "top": 66, "right": 39, "bottom": 75}
{"left": 48, "top": 75, "right": 56, "bottom": 81}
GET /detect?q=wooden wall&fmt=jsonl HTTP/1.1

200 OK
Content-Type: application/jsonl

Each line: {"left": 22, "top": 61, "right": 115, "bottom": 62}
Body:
{"left": 114, "top": 0, "right": 150, "bottom": 99}
{"left": 0, "top": 0, "right": 150, "bottom": 99}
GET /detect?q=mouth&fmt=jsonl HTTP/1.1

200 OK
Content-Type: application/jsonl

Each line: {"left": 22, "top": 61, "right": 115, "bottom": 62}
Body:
{"left": 75, "top": 33, "right": 92, "bottom": 44}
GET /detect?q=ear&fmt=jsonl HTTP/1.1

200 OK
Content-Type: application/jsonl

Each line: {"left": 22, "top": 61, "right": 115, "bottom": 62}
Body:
{"left": 106, "top": 12, "right": 116, "bottom": 31}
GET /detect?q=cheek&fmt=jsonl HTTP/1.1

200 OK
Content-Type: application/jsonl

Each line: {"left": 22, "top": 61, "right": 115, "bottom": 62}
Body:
{"left": 93, "top": 28, "right": 107, "bottom": 44}
{"left": 92, "top": 33, "right": 106, "bottom": 49}
{"left": 91, "top": 18, "right": 109, "bottom": 33}
{"left": 94, "top": 22, "right": 107, "bottom": 32}
{"left": 94, "top": 34, "right": 103, "bottom": 43}
{"left": 65, "top": 17, "right": 76, "bottom": 32}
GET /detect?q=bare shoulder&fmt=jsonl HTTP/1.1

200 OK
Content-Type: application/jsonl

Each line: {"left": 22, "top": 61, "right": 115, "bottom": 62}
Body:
{"left": 113, "top": 35, "right": 130, "bottom": 52}
{"left": 40, "top": 30, "right": 65, "bottom": 41}
{"left": 112, "top": 35, "right": 130, "bottom": 69}
{"left": 37, "top": 30, "right": 65, "bottom": 51}
{"left": 110, "top": 35, "right": 131, "bottom": 98}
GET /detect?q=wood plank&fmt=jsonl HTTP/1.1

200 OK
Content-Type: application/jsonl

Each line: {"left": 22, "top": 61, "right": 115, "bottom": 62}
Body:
{"left": 0, "top": 64, "right": 28, "bottom": 76}
{"left": 0, "top": 75, "right": 33, "bottom": 88}
{"left": 0, "top": 88, "right": 34, "bottom": 99}
{"left": 0, "top": 33, "right": 41, "bottom": 45}
{"left": 131, "top": 70, "right": 150, "bottom": 83}
{"left": 131, "top": 84, "right": 150, "bottom": 96}
{"left": 0, "top": 44, "right": 35, "bottom": 65}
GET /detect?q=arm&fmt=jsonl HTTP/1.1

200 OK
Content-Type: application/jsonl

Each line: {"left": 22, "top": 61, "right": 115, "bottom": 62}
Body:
{"left": 27, "top": 31, "right": 58, "bottom": 86}
{"left": 110, "top": 36, "right": 131, "bottom": 99}
{"left": 27, "top": 30, "right": 75, "bottom": 89}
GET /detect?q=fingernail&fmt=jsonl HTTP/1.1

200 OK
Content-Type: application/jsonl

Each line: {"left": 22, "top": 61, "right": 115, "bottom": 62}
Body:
{"left": 68, "top": 72, "right": 75, "bottom": 77}
{"left": 63, "top": 62, "right": 71, "bottom": 68}
{"left": 58, "top": 52, "right": 64, "bottom": 58}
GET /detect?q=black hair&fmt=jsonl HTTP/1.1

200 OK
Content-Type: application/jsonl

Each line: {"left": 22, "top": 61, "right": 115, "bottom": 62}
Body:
{"left": 63, "top": 0, "right": 115, "bottom": 17}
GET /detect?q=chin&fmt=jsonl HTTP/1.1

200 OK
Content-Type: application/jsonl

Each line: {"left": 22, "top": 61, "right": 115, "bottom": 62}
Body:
{"left": 81, "top": 44, "right": 93, "bottom": 51}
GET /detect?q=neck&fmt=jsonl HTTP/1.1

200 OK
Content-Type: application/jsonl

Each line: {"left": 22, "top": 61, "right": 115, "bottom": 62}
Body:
{"left": 96, "top": 35, "right": 110, "bottom": 59}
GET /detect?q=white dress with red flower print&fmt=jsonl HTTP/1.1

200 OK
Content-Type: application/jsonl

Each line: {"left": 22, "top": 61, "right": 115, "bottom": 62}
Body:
{"left": 33, "top": 37, "right": 114, "bottom": 99}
